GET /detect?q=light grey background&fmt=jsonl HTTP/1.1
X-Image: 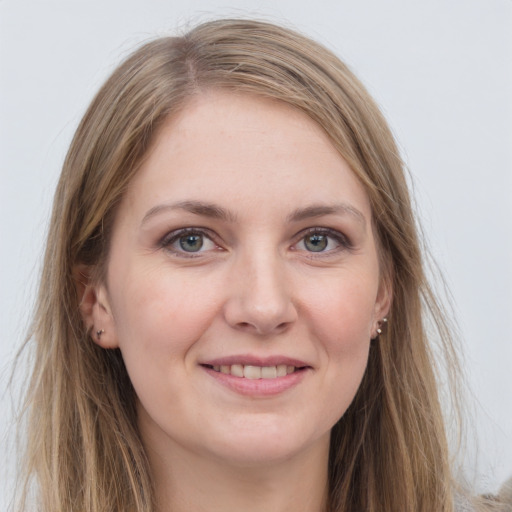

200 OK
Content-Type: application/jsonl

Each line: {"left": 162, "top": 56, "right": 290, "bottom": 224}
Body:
{"left": 1, "top": 0, "right": 511, "bottom": 506}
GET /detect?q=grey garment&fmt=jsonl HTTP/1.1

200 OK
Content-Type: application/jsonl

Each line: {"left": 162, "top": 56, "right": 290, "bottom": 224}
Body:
{"left": 454, "top": 494, "right": 477, "bottom": 512}
{"left": 455, "top": 504, "right": 476, "bottom": 512}
{"left": 499, "top": 476, "right": 512, "bottom": 508}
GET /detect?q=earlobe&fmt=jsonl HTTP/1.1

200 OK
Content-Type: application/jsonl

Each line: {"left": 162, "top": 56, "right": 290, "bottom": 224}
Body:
{"left": 372, "top": 276, "right": 392, "bottom": 339}
{"left": 73, "top": 264, "right": 119, "bottom": 349}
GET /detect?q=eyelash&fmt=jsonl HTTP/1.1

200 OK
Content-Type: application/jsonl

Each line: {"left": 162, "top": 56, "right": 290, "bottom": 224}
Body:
{"left": 159, "top": 227, "right": 221, "bottom": 258}
{"left": 159, "top": 227, "right": 352, "bottom": 258}
{"left": 295, "top": 227, "right": 353, "bottom": 255}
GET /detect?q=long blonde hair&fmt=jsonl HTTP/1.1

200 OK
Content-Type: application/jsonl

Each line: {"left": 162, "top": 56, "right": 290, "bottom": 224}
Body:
{"left": 18, "top": 18, "right": 466, "bottom": 511}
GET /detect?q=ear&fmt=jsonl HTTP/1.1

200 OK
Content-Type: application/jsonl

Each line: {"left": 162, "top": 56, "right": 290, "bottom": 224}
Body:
{"left": 74, "top": 264, "right": 119, "bottom": 349}
{"left": 374, "top": 275, "right": 392, "bottom": 319}
{"left": 372, "top": 275, "right": 392, "bottom": 337}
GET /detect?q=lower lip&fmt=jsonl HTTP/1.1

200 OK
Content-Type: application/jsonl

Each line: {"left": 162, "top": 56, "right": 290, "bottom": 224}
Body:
{"left": 202, "top": 366, "right": 309, "bottom": 396}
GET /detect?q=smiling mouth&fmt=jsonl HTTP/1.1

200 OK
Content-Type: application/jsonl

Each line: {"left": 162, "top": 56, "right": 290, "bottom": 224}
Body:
{"left": 202, "top": 364, "right": 305, "bottom": 379}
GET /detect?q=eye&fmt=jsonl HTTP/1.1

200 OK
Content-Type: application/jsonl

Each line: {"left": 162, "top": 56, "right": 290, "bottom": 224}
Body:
{"left": 303, "top": 233, "right": 329, "bottom": 252}
{"left": 294, "top": 228, "right": 350, "bottom": 254}
{"left": 160, "top": 228, "right": 219, "bottom": 256}
{"left": 179, "top": 233, "right": 205, "bottom": 252}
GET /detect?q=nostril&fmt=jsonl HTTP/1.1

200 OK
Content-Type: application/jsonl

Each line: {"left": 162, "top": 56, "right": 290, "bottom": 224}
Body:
{"left": 234, "top": 320, "right": 290, "bottom": 335}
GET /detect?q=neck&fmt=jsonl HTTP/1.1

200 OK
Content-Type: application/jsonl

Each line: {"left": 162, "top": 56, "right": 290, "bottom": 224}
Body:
{"left": 146, "top": 434, "right": 330, "bottom": 512}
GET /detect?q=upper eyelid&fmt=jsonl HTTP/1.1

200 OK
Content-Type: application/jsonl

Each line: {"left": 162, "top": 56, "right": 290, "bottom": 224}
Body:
{"left": 292, "top": 226, "right": 352, "bottom": 245}
{"left": 158, "top": 226, "right": 351, "bottom": 252}
{"left": 159, "top": 228, "right": 220, "bottom": 258}
{"left": 160, "top": 227, "right": 217, "bottom": 245}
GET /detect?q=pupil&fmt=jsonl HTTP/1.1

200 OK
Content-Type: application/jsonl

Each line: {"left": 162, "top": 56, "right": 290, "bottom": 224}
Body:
{"left": 179, "top": 234, "right": 203, "bottom": 252}
{"left": 305, "top": 234, "right": 327, "bottom": 252}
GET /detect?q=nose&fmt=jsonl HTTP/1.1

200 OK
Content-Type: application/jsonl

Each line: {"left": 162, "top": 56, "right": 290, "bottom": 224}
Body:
{"left": 223, "top": 250, "right": 298, "bottom": 336}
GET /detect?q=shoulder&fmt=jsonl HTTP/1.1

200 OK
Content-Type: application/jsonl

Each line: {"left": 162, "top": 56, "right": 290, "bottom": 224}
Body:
{"left": 454, "top": 494, "right": 477, "bottom": 512}
{"left": 454, "top": 504, "right": 476, "bottom": 512}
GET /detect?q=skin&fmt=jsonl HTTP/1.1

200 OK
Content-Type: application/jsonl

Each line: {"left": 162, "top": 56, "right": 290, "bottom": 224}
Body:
{"left": 81, "top": 91, "right": 390, "bottom": 512}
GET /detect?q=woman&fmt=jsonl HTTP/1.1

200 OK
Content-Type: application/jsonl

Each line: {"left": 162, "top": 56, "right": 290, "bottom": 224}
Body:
{"left": 16, "top": 18, "right": 483, "bottom": 512}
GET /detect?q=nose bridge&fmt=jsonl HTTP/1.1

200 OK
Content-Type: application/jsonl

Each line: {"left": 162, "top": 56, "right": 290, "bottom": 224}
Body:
{"left": 224, "top": 242, "right": 297, "bottom": 335}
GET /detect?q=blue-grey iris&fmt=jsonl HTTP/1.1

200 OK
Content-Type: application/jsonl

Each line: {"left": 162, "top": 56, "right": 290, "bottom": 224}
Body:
{"left": 304, "top": 234, "right": 327, "bottom": 252}
{"left": 179, "top": 234, "right": 204, "bottom": 252}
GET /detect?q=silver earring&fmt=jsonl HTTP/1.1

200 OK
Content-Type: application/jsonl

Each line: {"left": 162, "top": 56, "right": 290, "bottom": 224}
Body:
{"left": 374, "top": 317, "right": 388, "bottom": 339}
{"left": 96, "top": 329, "right": 105, "bottom": 339}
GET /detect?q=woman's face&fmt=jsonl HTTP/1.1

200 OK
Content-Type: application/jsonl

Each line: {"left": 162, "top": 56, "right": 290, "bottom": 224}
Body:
{"left": 93, "top": 91, "right": 390, "bottom": 467}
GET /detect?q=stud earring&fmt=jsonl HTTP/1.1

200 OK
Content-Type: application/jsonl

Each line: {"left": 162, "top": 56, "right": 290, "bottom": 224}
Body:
{"left": 96, "top": 329, "right": 105, "bottom": 340}
{"left": 373, "top": 317, "right": 388, "bottom": 339}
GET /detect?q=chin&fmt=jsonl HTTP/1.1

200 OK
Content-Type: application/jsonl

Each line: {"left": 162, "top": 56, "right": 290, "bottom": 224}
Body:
{"left": 203, "top": 417, "right": 331, "bottom": 468}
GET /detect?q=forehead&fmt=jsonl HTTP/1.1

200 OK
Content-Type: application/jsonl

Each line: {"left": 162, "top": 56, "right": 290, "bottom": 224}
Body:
{"left": 121, "top": 91, "right": 371, "bottom": 222}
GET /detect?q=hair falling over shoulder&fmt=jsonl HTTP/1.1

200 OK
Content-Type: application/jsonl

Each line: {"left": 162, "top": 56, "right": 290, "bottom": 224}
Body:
{"left": 14, "top": 18, "right": 487, "bottom": 512}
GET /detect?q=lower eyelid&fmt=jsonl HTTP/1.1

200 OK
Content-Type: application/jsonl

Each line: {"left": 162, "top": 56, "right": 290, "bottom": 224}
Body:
{"left": 179, "top": 235, "right": 213, "bottom": 252}
{"left": 159, "top": 228, "right": 351, "bottom": 256}
{"left": 295, "top": 229, "right": 352, "bottom": 251}
{"left": 160, "top": 229, "right": 218, "bottom": 253}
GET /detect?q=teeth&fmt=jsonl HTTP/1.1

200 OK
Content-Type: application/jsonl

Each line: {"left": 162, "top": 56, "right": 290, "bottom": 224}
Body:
{"left": 244, "top": 365, "right": 261, "bottom": 379}
{"left": 261, "top": 366, "right": 277, "bottom": 379}
{"left": 231, "top": 364, "right": 244, "bottom": 377}
{"left": 277, "top": 364, "right": 287, "bottom": 377}
{"left": 209, "top": 364, "right": 299, "bottom": 379}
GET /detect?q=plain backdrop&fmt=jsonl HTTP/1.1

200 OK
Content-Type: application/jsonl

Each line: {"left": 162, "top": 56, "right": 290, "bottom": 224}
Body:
{"left": 1, "top": 0, "right": 511, "bottom": 507}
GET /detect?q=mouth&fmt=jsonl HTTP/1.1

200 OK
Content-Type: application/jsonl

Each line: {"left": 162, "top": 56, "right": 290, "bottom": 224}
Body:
{"left": 201, "top": 363, "right": 306, "bottom": 380}
{"left": 200, "top": 357, "right": 311, "bottom": 396}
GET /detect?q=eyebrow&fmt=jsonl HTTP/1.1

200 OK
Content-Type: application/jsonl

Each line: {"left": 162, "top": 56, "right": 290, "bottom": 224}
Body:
{"left": 141, "top": 200, "right": 238, "bottom": 226}
{"left": 141, "top": 200, "right": 366, "bottom": 227}
{"left": 287, "top": 203, "right": 367, "bottom": 226}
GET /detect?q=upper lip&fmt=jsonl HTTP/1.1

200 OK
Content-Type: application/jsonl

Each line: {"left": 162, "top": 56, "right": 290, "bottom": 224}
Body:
{"left": 200, "top": 354, "right": 311, "bottom": 368}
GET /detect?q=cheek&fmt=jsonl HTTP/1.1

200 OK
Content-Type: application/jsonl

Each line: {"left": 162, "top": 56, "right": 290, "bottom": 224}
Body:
{"left": 107, "top": 268, "right": 225, "bottom": 422}
{"left": 303, "top": 269, "right": 379, "bottom": 351}
{"left": 109, "top": 266, "right": 223, "bottom": 360}
{"left": 300, "top": 269, "right": 377, "bottom": 419}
